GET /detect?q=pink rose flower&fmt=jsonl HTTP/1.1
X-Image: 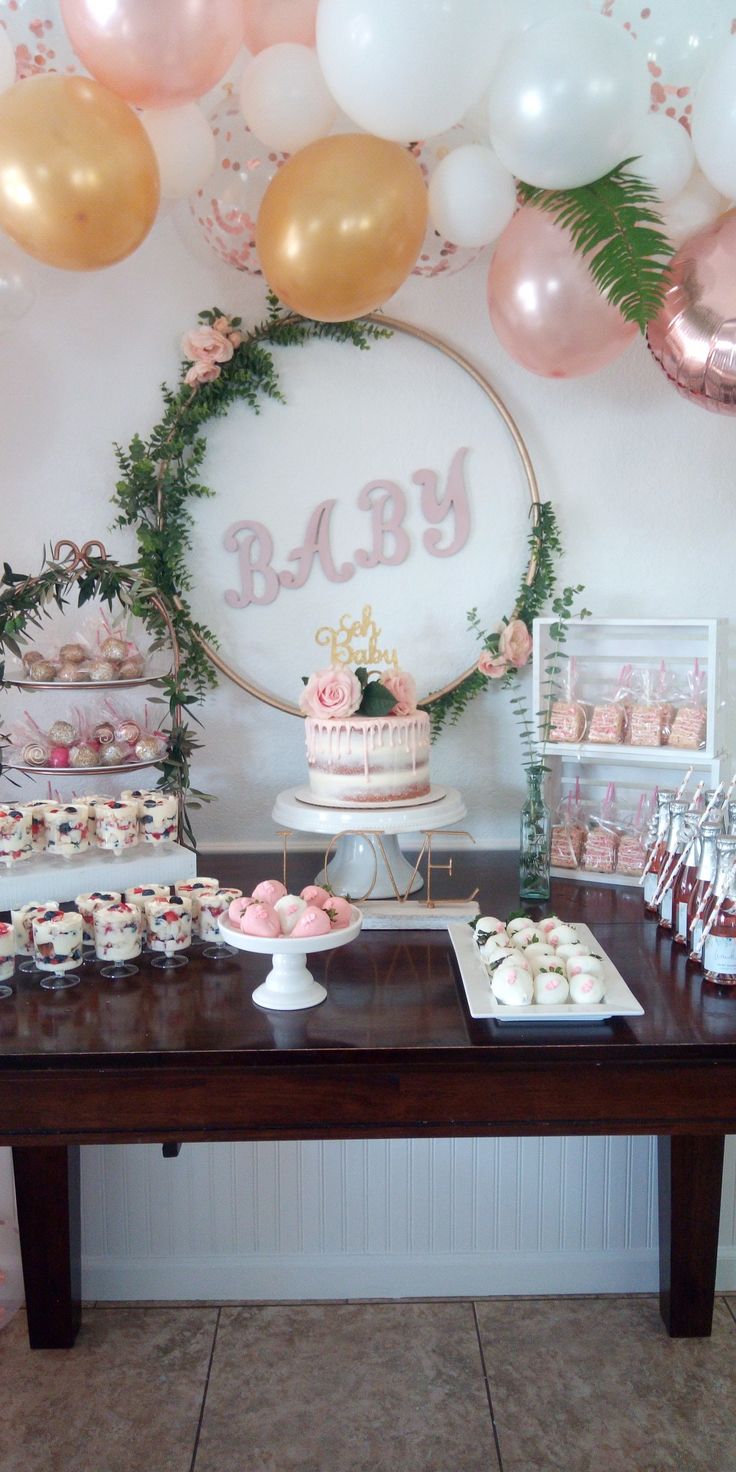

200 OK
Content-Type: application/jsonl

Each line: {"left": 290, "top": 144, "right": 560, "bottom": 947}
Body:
{"left": 499, "top": 619, "right": 533, "bottom": 669}
{"left": 478, "top": 650, "right": 508, "bottom": 679}
{"left": 213, "top": 315, "right": 230, "bottom": 333}
{"left": 181, "top": 325, "right": 234, "bottom": 366}
{"left": 381, "top": 669, "right": 418, "bottom": 716}
{"left": 228, "top": 330, "right": 244, "bottom": 348}
{"left": 184, "top": 359, "right": 221, "bottom": 388}
{"left": 300, "top": 666, "right": 362, "bottom": 720}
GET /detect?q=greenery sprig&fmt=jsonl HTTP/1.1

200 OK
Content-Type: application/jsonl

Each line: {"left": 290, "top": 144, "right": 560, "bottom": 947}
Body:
{"left": 518, "top": 160, "right": 675, "bottom": 331}
{"left": 425, "top": 502, "right": 564, "bottom": 738}
{"left": 111, "top": 294, "right": 391, "bottom": 709}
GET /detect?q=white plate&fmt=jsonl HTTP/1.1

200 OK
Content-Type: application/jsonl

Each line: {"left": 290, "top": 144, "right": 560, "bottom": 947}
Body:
{"left": 219, "top": 906, "right": 363, "bottom": 955}
{"left": 293, "top": 784, "right": 447, "bottom": 811}
{"left": 449, "top": 921, "right": 644, "bottom": 1024}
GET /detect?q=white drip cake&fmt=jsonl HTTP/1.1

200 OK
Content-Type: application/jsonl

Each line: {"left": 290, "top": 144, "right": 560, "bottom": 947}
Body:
{"left": 300, "top": 665, "right": 430, "bottom": 806}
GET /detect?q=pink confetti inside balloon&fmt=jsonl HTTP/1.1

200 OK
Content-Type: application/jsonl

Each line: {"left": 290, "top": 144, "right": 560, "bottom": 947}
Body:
{"left": 188, "top": 96, "right": 288, "bottom": 274}
{"left": 647, "top": 209, "right": 736, "bottom": 414}
{"left": 0, "top": 1, "right": 81, "bottom": 81}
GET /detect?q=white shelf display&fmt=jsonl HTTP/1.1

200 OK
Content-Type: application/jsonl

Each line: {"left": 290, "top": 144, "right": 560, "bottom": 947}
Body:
{"left": 532, "top": 618, "right": 728, "bottom": 888}
{"left": 0, "top": 841, "right": 197, "bottom": 911}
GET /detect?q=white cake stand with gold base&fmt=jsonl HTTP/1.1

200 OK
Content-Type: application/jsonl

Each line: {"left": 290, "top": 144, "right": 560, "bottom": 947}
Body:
{"left": 272, "top": 786, "right": 467, "bottom": 901}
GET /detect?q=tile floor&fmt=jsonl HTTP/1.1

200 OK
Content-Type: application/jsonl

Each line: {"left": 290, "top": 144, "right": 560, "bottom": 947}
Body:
{"left": 2, "top": 1295, "right": 735, "bottom": 1472}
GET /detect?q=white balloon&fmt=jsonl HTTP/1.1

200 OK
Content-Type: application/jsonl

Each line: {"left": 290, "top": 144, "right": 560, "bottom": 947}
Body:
{"left": 626, "top": 113, "right": 694, "bottom": 201}
{"left": 428, "top": 144, "right": 516, "bottom": 248}
{"left": 140, "top": 105, "right": 216, "bottom": 201}
{"left": 239, "top": 42, "right": 336, "bottom": 153}
{"left": 692, "top": 39, "right": 736, "bottom": 201}
{"left": 316, "top": 0, "right": 497, "bottom": 143}
{"left": 0, "top": 25, "right": 15, "bottom": 93}
{"left": 0, "top": 248, "right": 35, "bottom": 332}
{"left": 488, "top": 11, "right": 650, "bottom": 189}
{"left": 659, "top": 169, "right": 729, "bottom": 248}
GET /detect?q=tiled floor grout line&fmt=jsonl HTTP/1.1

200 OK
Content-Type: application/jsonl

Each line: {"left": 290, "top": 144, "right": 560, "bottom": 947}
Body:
{"left": 188, "top": 1305, "right": 221, "bottom": 1472}
{"left": 724, "top": 1296, "right": 736, "bottom": 1327}
{"left": 472, "top": 1302, "right": 506, "bottom": 1472}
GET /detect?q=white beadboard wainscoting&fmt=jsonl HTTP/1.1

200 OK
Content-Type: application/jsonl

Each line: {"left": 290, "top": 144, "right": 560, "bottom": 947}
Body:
{"left": 65, "top": 1134, "right": 736, "bottom": 1302}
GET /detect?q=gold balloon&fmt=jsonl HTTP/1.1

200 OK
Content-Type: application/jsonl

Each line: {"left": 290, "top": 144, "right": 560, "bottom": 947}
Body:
{"left": 256, "top": 133, "right": 427, "bottom": 321}
{"left": 0, "top": 75, "right": 160, "bottom": 271}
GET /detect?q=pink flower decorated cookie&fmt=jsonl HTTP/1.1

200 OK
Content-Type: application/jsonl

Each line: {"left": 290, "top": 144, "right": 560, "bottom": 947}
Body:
{"left": 301, "top": 884, "right": 331, "bottom": 908}
{"left": 324, "top": 895, "right": 353, "bottom": 930}
{"left": 240, "top": 902, "right": 280, "bottom": 938}
{"left": 291, "top": 905, "right": 331, "bottom": 939}
{"left": 252, "top": 878, "right": 288, "bottom": 906}
{"left": 228, "top": 896, "right": 254, "bottom": 924}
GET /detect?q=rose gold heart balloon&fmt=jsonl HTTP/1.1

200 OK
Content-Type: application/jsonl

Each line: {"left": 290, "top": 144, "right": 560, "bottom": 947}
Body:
{"left": 647, "top": 209, "right": 736, "bottom": 414}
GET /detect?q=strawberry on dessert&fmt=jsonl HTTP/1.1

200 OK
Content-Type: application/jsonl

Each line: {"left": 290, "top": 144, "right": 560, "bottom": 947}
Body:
{"left": 240, "top": 902, "right": 281, "bottom": 938}
{"left": 300, "top": 884, "right": 331, "bottom": 908}
{"left": 252, "top": 879, "right": 288, "bottom": 906}
{"left": 228, "top": 896, "right": 254, "bottom": 924}
{"left": 323, "top": 895, "right": 353, "bottom": 930}
{"left": 291, "top": 905, "right": 331, "bottom": 939}
{"left": 274, "top": 894, "right": 307, "bottom": 935}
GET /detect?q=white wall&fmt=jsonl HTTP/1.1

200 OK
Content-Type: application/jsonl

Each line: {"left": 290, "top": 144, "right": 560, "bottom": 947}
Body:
{"left": 2, "top": 201, "right": 735, "bottom": 1300}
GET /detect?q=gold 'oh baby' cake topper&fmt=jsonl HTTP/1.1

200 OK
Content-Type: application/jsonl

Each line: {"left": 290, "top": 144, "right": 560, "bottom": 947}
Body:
{"left": 314, "top": 605, "right": 399, "bottom": 671}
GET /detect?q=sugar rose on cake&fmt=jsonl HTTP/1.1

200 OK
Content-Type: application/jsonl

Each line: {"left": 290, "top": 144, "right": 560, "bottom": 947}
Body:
{"left": 300, "top": 663, "right": 431, "bottom": 806}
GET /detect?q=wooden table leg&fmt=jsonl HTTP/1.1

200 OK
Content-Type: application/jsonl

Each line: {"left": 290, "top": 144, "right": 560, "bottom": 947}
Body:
{"left": 658, "top": 1134, "right": 725, "bottom": 1338}
{"left": 12, "top": 1144, "right": 81, "bottom": 1349}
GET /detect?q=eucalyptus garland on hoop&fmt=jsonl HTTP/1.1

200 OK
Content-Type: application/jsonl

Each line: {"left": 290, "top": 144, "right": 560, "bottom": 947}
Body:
{"left": 112, "top": 294, "right": 390, "bottom": 706}
{"left": 112, "top": 293, "right": 568, "bottom": 749}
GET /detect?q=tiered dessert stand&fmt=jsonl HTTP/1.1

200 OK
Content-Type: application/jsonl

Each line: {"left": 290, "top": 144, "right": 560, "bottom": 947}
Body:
{"left": 1, "top": 541, "right": 196, "bottom": 906}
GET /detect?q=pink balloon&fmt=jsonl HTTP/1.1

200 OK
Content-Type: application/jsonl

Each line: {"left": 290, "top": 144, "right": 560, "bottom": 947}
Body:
{"left": 647, "top": 210, "right": 736, "bottom": 414}
{"left": 242, "top": 0, "right": 317, "bottom": 54}
{"left": 59, "top": 0, "right": 245, "bottom": 109}
{"left": 487, "top": 207, "right": 638, "bottom": 378}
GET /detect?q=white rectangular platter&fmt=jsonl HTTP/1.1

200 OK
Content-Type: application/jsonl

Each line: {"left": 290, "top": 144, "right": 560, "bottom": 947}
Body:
{"left": 449, "top": 921, "right": 644, "bottom": 1025}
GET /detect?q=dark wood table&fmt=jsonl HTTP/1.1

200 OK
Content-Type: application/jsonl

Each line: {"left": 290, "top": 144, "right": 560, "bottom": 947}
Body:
{"left": 1, "top": 850, "right": 735, "bottom": 1349}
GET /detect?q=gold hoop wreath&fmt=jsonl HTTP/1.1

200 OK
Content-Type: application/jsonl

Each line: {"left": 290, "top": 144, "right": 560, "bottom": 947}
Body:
{"left": 184, "top": 315, "right": 541, "bottom": 717}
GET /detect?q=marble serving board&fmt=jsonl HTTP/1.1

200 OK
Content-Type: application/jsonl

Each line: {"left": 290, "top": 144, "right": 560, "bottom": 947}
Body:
{"left": 0, "top": 843, "right": 196, "bottom": 910}
{"left": 449, "top": 920, "right": 644, "bottom": 1024}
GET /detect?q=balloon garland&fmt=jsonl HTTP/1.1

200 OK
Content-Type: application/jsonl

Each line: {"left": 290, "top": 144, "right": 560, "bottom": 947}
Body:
{"left": 110, "top": 295, "right": 569, "bottom": 738}
{"left": 2, "top": 0, "right": 736, "bottom": 398}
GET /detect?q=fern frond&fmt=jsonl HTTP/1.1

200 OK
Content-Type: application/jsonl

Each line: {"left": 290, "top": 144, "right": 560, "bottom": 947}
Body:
{"left": 517, "top": 160, "right": 674, "bottom": 331}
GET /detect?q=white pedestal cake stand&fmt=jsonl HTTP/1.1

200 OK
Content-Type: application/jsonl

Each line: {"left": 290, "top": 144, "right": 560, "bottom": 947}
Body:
{"left": 271, "top": 786, "right": 467, "bottom": 901}
{"left": 219, "top": 907, "right": 363, "bottom": 1011}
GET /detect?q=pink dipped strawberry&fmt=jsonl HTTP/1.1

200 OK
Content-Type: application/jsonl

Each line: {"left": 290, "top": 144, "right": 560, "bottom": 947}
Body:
{"left": 300, "top": 884, "right": 331, "bottom": 907}
{"left": 228, "top": 896, "right": 254, "bottom": 924}
{"left": 323, "top": 895, "right": 353, "bottom": 930}
{"left": 291, "top": 905, "right": 331, "bottom": 939}
{"left": 240, "top": 901, "right": 280, "bottom": 939}
{"left": 274, "top": 894, "right": 307, "bottom": 935}
{"left": 252, "top": 878, "right": 287, "bottom": 906}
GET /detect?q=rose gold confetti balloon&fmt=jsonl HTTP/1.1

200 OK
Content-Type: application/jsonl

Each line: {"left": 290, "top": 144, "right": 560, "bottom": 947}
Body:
{"left": 188, "top": 96, "right": 287, "bottom": 275}
{"left": 647, "top": 209, "right": 736, "bottom": 414}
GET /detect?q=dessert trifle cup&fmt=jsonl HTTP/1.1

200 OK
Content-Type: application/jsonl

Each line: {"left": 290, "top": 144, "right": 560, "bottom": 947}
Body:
{"left": 139, "top": 794, "right": 178, "bottom": 844}
{"left": 0, "top": 804, "right": 33, "bottom": 865}
{"left": 45, "top": 803, "right": 90, "bottom": 858}
{"left": 145, "top": 895, "right": 192, "bottom": 971}
{"left": 12, "top": 899, "right": 60, "bottom": 974}
{"left": 93, "top": 902, "right": 143, "bottom": 979}
{"left": 32, "top": 908, "right": 84, "bottom": 991}
{"left": 0, "top": 919, "right": 15, "bottom": 998}
{"left": 198, "top": 889, "right": 243, "bottom": 960}
{"left": 95, "top": 799, "right": 139, "bottom": 854}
